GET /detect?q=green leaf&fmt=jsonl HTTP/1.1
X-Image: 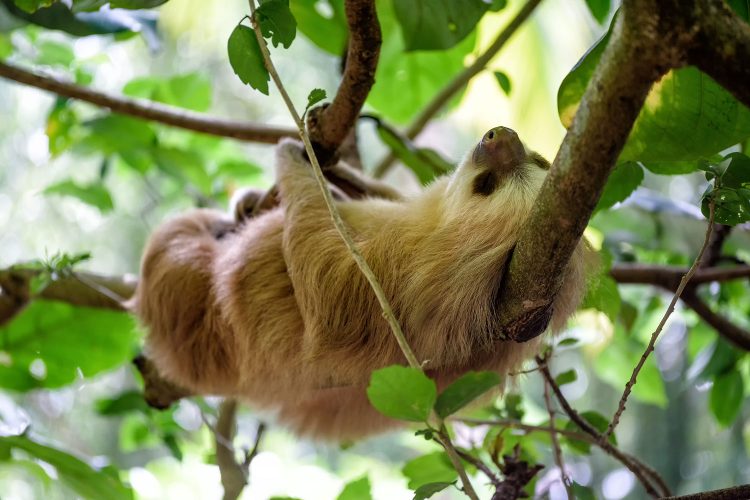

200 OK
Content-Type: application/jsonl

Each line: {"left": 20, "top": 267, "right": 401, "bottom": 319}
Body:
{"left": 367, "top": 366, "right": 436, "bottom": 422}
{"left": 413, "top": 482, "right": 454, "bottom": 500}
{"left": 78, "top": 115, "right": 156, "bottom": 155}
{"left": 584, "top": 0, "right": 610, "bottom": 23}
{"left": 96, "top": 390, "right": 150, "bottom": 416}
{"left": 493, "top": 71, "right": 511, "bottom": 96}
{"left": 434, "top": 371, "right": 501, "bottom": 418}
{"left": 581, "top": 274, "right": 621, "bottom": 323}
{"left": 256, "top": 0, "right": 297, "bottom": 49}
{"left": 394, "top": 0, "right": 488, "bottom": 51}
{"left": 228, "top": 24, "right": 269, "bottom": 95}
{"left": 554, "top": 369, "right": 577, "bottom": 386}
{"left": 123, "top": 74, "right": 212, "bottom": 112}
{"left": 563, "top": 410, "right": 615, "bottom": 454}
{"left": 290, "top": 0, "right": 347, "bottom": 55}
{"left": 35, "top": 40, "right": 75, "bottom": 67}
{"left": 0, "top": 435, "right": 133, "bottom": 500}
{"left": 108, "top": 0, "right": 170, "bottom": 8}
{"left": 3, "top": 0, "right": 160, "bottom": 41}
{"left": 559, "top": 32, "right": 750, "bottom": 163}
{"left": 367, "top": 0, "right": 476, "bottom": 123}
{"left": 0, "top": 300, "right": 138, "bottom": 391}
{"left": 0, "top": 33, "right": 12, "bottom": 58}
{"left": 44, "top": 180, "right": 114, "bottom": 212}
{"left": 710, "top": 370, "right": 744, "bottom": 427}
{"left": 304, "top": 88, "right": 327, "bottom": 115}
{"left": 698, "top": 339, "right": 743, "bottom": 380}
{"left": 595, "top": 161, "right": 644, "bottom": 212}
{"left": 374, "top": 121, "right": 453, "bottom": 184}
{"left": 336, "top": 475, "right": 371, "bottom": 500}
{"left": 641, "top": 160, "right": 702, "bottom": 175}
{"left": 12, "top": 0, "right": 53, "bottom": 13}
{"left": 152, "top": 146, "right": 212, "bottom": 195}
{"left": 402, "top": 452, "right": 457, "bottom": 489}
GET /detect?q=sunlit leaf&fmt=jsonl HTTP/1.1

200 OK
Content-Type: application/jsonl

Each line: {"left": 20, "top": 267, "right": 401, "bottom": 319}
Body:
{"left": 336, "top": 475, "right": 372, "bottom": 500}
{"left": 289, "top": 0, "right": 346, "bottom": 54}
{"left": 228, "top": 24, "right": 269, "bottom": 95}
{"left": 394, "top": 0, "right": 488, "bottom": 51}
{"left": 367, "top": 366, "right": 436, "bottom": 422}
{"left": 257, "top": 0, "right": 297, "bottom": 49}
{"left": 0, "top": 33, "right": 12, "bottom": 58}
{"left": 584, "top": 0, "right": 610, "bottom": 23}
{"left": 0, "top": 435, "right": 133, "bottom": 500}
{"left": 559, "top": 29, "right": 750, "bottom": 163}
{"left": 96, "top": 390, "right": 150, "bottom": 416}
{"left": 11, "top": 0, "right": 53, "bottom": 13}
{"left": 35, "top": 39, "right": 74, "bottom": 66}
{"left": 0, "top": 300, "right": 137, "bottom": 391}
{"left": 581, "top": 274, "right": 620, "bottom": 322}
{"left": 78, "top": 115, "right": 156, "bottom": 154}
{"left": 374, "top": 121, "right": 453, "bottom": 184}
{"left": 554, "top": 369, "right": 577, "bottom": 386}
{"left": 402, "top": 452, "right": 457, "bottom": 489}
{"left": 434, "top": 371, "right": 501, "bottom": 418}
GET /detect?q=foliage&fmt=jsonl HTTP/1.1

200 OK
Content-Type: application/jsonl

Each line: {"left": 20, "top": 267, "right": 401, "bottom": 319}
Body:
{"left": 1, "top": 0, "right": 749, "bottom": 498}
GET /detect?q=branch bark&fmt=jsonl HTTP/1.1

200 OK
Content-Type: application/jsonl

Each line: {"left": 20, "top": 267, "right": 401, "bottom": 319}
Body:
{"left": 306, "top": 0, "right": 381, "bottom": 166}
{"left": 494, "top": 0, "right": 749, "bottom": 342}
{"left": 0, "top": 61, "right": 296, "bottom": 143}
{"left": 663, "top": 484, "right": 750, "bottom": 500}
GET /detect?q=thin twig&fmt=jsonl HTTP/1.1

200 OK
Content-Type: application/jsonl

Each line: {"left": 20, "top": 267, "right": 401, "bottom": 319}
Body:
{"left": 0, "top": 60, "right": 296, "bottom": 143}
{"left": 604, "top": 202, "right": 716, "bottom": 439}
{"left": 455, "top": 448, "right": 501, "bottom": 486}
{"left": 453, "top": 417, "right": 592, "bottom": 442}
{"left": 373, "top": 0, "right": 543, "bottom": 178}
{"left": 246, "top": 0, "right": 419, "bottom": 369}
{"left": 680, "top": 291, "right": 750, "bottom": 351}
{"left": 536, "top": 358, "right": 670, "bottom": 498}
{"left": 435, "top": 428, "right": 480, "bottom": 500}
{"left": 542, "top": 372, "right": 573, "bottom": 499}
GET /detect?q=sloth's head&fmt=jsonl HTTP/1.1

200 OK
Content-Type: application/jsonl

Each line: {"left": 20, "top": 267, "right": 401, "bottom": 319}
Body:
{"left": 445, "top": 126, "right": 550, "bottom": 218}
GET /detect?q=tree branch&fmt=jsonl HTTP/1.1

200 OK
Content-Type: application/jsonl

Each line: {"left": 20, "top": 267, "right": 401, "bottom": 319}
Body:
{"left": 663, "top": 484, "right": 750, "bottom": 500}
{"left": 610, "top": 264, "right": 750, "bottom": 289}
{"left": 0, "top": 60, "right": 297, "bottom": 143}
{"left": 681, "top": 291, "right": 750, "bottom": 350}
{"left": 493, "top": 0, "right": 747, "bottom": 342}
{"left": 542, "top": 373, "right": 573, "bottom": 499}
{"left": 306, "top": 0, "right": 381, "bottom": 165}
{"left": 373, "top": 0, "right": 543, "bottom": 178}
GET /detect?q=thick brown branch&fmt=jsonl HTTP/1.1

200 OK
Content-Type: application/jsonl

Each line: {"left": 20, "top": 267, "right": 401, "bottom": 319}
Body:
{"left": 373, "top": 0, "right": 543, "bottom": 178}
{"left": 688, "top": 0, "right": 750, "bottom": 110}
{"left": 610, "top": 264, "right": 750, "bottom": 289}
{"left": 306, "top": 0, "right": 381, "bottom": 165}
{"left": 0, "top": 60, "right": 296, "bottom": 143}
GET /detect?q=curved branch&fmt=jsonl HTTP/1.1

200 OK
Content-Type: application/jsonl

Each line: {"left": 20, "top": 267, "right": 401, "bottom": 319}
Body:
{"left": 306, "top": 0, "right": 381, "bottom": 165}
{"left": 495, "top": 1, "right": 675, "bottom": 342}
{"left": 610, "top": 264, "right": 750, "bottom": 288}
{"left": 681, "top": 291, "right": 750, "bottom": 351}
{"left": 0, "top": 60, "right": 297, "bottom": 143}
{"left": 373, "top": 0, "right": 543, "bottom": 178}
{"left": 663, "top": 484, "right": 750, "bottom": 500}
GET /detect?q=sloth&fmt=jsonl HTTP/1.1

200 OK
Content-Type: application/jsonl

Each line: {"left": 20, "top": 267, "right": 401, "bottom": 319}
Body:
{"left": 133, "top": 127, "right": 589, "bottom": 440}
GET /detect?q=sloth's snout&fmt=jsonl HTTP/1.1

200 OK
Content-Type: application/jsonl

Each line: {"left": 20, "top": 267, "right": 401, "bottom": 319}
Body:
{"left": 479, "top": 126, "right": 526, "bottom": 171}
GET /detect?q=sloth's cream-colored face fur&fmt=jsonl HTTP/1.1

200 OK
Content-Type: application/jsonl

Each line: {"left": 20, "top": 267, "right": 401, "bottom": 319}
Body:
{"left": 134, "top": 127, "right": 590, "bottom": 440}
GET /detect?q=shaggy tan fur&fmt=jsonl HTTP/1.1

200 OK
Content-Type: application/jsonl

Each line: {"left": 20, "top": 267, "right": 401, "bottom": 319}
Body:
{"left": 133, "top": 129, "right": 590, "bottom": 440}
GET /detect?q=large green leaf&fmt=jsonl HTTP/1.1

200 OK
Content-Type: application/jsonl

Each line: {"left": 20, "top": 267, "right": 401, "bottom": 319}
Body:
{"left": 289, "top": 0, "right": 347, "bottom": 55}
{"left": 228, "top": 24, "right": 270, "bottom": 95}
{"left": 0, "top": 300, "right": 138, "bottom": 391}
{"left": 594, "top": 161, "right": 644, "bottom": 212}
{"left": 366, "top": 366, "right": 436, "bottom": 422}
{"left": 77, "top": 115, "right": 156, "bottom": 155}
{"left": 366, "top": 0, "right": 476, "bottom": 123}
{"left": 558, "top": 28, "right": 750, "bottom": 165}
{"left": 434, "top": 371, "right": 501, "bottom": 418}
{"left": 0, "top": 435, "right": 133, "bottom": 500}
{"left": 374, "top": 121, "right": 453, "bottom": 184}
{"left": 123, "top": 73, "right": 213, "bottom": 112}
{"left": 394, "top": 0, "right": 488, "bottom": 51}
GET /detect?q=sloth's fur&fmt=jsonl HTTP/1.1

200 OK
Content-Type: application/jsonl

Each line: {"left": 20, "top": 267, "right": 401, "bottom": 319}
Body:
{"left": 133, "top": 133, "right": 589, "bottom": 440}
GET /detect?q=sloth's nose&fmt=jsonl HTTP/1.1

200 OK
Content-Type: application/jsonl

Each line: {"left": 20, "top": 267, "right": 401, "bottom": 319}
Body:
{"left": 481, "top": 126, "right": 526, "bottom": 170}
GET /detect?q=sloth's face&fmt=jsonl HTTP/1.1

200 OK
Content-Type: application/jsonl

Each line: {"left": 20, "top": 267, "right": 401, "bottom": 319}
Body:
{"left": 468, "top": 126, "right": 550, "bottom": 196}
